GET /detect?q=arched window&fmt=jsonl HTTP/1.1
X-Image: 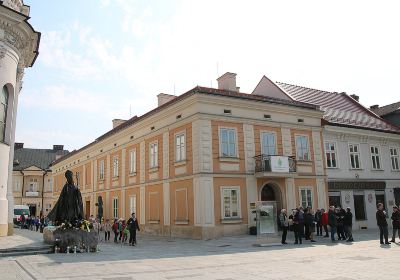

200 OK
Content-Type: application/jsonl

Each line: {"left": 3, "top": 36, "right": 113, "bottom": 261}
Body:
{"left": 0, "top": 85, "right": 9, "bottom": 143}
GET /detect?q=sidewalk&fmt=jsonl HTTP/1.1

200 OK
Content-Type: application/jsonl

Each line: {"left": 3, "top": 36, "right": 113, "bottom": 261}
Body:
{"left": 0, "top": 228, "right": 44, "bottom": 250}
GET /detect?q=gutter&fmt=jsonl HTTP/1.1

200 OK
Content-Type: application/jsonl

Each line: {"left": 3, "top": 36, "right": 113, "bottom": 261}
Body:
{"left": 41, "top": 169, "right": 48, "bottom": 218}
{"left": 20, "top": 170, "right": 24, "bottom": 204}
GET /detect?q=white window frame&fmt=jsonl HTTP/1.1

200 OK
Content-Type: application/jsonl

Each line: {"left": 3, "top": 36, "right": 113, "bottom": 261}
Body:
{"left": 112, "top": 155, "right": 119, "bottom": 178}
{"left": 219, "top": 127, "right": 238, "bottom": 158}
{"left": 129, "top": 195, "right": 137, "bottom": 215}
{"left": 220, "top": 186, "right": 241, "bottom": 219}
{"left": 349, "top": 143, "right": 361, "bottom": 169}
{"left": 295, "top": 134, "right": 311, "bottom": 161}
{"left": 325, "top": 141, "right": 338, "bottom": 168}
{"left": 299, "top": 187, "right": 313, "bottom": 208}
{"left": 390, "top": 147, "right": 400, "bottom": 171}
{"left": 370, "top": 145, "right": 382, "bottom": 170}
{"left": 99, "top": 160, "right": 105, "bottom": 180}
{"left": 149, "top": 141, "right": 158, "bottom": 168}
{"left": 175, "top": 188, "right": 189, "bottom": 223}
{"left": 112, "top": 197, "right": 119, "bottom": 219}
{"left": 29, "top": 178, "right": 38, "bottom": 192}
{"left": 14, "top": 180, "right": 20, "bottom": 192}
{"left": 175, "top": 132, "right": 186, "bottom": 162}
{"left": 260, "top": 131, "right": 277, "bottom": 156}
{"left": 129, "top": 149, "right": 137, "bottom": 174}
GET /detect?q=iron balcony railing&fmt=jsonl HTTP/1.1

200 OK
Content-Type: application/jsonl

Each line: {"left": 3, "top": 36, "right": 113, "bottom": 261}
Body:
{"left": 254, "top": 154, "right": 296, "bottom": 173}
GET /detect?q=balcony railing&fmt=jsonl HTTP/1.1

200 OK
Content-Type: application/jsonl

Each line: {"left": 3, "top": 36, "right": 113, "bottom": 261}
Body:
{"left": 254, "top": 155, "right": 296, "bottom": 173}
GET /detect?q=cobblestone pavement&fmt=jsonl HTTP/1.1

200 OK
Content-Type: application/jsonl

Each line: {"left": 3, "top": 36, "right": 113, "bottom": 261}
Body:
{"left": 1, "top": 229, "right": 399, "bottom": 280}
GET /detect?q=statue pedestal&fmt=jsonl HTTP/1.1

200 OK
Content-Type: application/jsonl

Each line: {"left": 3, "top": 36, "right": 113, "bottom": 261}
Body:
{"left": 43, "top": 226, "right": 99, "bottom": 253}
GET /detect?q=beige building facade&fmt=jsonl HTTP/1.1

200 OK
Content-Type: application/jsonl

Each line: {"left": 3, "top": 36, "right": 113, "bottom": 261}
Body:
{"left": 51, "top": 73, "right": 328, "bottom": 239}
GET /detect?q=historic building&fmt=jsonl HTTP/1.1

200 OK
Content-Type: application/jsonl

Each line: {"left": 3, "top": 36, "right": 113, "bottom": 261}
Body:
{"left": 254, "top": 77, "right": 400, "bottom": 229}
{"left": 12, "top": 143, "right": 68, "bottom": 219}
{"left": 51, "top": 72, "right": 328, "bottom": 239}
{"left": 0, "top": 0, "right": 40, "bottom": 236}
{"left": 370, "top": 101, "right": 400, "bottom": 127}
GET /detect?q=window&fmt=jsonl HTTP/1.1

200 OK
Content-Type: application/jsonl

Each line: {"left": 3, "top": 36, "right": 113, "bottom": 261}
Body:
{"left": 370, "top": 146, "right": 381, "bottom": 170}
{"left": 390, "top": 148, "right": 400, "bottom": 171}
{"left": 349, "top": 144, "right": 361, "bottom": 169}
{"left": 175, "top": 188, "right": 188, "bottom": 223}
{"left": 47, "top": 178, "right": 53, "bottom": 192}
{"left": 375, "top": 190, "right": 386, "bottom": 210}
{"left": 129, "top": 150, "right": 136, "bottom": 174}
{"left": 113, "top": 156, "right": 119, "bottom": 177}
{"left": 112, "top": 197, "right": 119, "bottom": 219}
{"left": 261, "top": 132, "right": 276, "bottom": 156}
{"left": 0, "top": 86, "right": 8, "bottom": 143}
{"left": 353, "top": 191, "right": 366, "bottom": 220}
{"left": 14, "top": 180, "right": 20, "bottom": 192}
{"left": 99, "top": 160, "right": 105, "bottom": 180}
{"left": 45, "top": 204, "right": 52, "bottom": 212}
{"left": 28, "top": 178, "right": 38, "bottom": 192}
{"left": 175, "top": 133, "right": 186, "bottom": 162}
{"left": 149, "top": 142, "right": 158, "bottom": 168}
{"left": 325, "top": 142, "right": 337, "bottom": 168}
{"left": 300, "top": 188, "right": 313, "bottom": 208}
{"left": 296, "top": 135, "right": 310, "bottom": 161}
{"left": 328, "top": 192, "right": 342, "bottom": 207}
{"left": 220, "top": 128, "right": 237, "bottom": 157}
{"left": 129, "top": 195, "right": 137, "bottom": 215}
{"left": 221, "top": 187, "right": 240, "bottom": 219}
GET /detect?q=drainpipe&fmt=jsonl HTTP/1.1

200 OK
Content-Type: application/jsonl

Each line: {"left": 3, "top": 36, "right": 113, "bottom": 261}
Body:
{"left": 41, "top": 169, "right": 48, "bottom": 218}
{"left": 20, "top": 170, "right": 24, "bottom": 205}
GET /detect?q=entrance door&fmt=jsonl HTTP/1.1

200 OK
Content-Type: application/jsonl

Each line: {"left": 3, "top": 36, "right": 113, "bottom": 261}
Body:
{"left": 261, "top": 183, "right": 282, "bottom": 229}
{"left": 29, "top": 204, "right": 36, "bottom": 216}
{"left": 85, "top": 201, "right": 90, "bottom": 219}
{"left": 394, "top": 188, "right": 400, "bottom": 207}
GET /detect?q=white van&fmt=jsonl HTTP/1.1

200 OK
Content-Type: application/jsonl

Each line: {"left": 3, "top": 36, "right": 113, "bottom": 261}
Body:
{"left": 13, "top": 205, "right": 30, "bottom": 224}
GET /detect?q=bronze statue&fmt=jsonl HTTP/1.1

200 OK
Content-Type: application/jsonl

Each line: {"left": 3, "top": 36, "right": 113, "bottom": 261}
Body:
{"left": 95, "top": 196, "right": 103, "bottom": 222}
{"left": 48, "top": 170, "right": 84, "bottom": 225}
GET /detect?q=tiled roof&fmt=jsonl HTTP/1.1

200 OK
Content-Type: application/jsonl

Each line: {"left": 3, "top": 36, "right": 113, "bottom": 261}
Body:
{"left": 13, "top": 148, "right": 69, "bottom": 171}
{"left": 277, "top": 82, "right": 400, "bottom": 134}
{"left": 52, "top": 86, "right": 320, "bottom": 165}
{"left": 371, "top": 101, "right": 400, "bottom": 117}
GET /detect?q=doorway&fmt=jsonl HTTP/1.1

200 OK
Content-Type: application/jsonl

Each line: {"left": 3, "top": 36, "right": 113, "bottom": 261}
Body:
{"left": 260, "top": 183, "right": 283, "bottom": 229}
{"left": 28, "top": 204, "right": 37, "bottom": 216}
{"left": 85, "top": 200, "right": 90, "bottom": 219}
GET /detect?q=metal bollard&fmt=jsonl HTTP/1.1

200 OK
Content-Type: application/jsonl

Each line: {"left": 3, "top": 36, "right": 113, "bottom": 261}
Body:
{"left": 66, "top": 246, "right": 70, "bottom": 254}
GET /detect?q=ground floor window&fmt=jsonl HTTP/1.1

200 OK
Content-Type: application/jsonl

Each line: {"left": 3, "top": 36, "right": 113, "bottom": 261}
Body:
{"left": 221, "top": 187, "right": 240, "bottom": 219}
{"left": 112, "top": 197, "right": 118, "bottom": 219}
{"left": 353, "top": 191, "right": 366, "bottom": 220}
{"left": 300, "top": 188, "right": 313, "bottom": 208}
{"left": 394, "top": 188, "right": 400, "bottom": 207}
{"left": 375, "top": 190, "right": 386, "bottom": 210}
{"left": 329, "top": 191, "right": 342, "bottom": 207}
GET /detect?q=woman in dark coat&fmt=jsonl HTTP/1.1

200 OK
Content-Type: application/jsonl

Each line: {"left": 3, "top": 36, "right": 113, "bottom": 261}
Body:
{"left": 391, "top": 206, "right": 400, "bottom": 243}
{"left": 306, "top": 210, "right": 316, "bottom": 242}
{"left": 292, "top": 209, "right": 302, "bottom": 244}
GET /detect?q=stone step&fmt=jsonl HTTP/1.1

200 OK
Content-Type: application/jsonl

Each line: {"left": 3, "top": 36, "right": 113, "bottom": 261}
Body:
{"left": 0, "top": 245, "right": 53, "bottom": 258}
{"left": 0, "top": 248, "right": 53, "bottom": 258}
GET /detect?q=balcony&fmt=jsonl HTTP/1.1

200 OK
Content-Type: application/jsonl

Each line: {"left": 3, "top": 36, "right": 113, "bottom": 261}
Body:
{"left": 254, "top": 155, "right": 296, "bottom": 174}
{"left": 25, "top": 191, "right": 39, "bottom": 197}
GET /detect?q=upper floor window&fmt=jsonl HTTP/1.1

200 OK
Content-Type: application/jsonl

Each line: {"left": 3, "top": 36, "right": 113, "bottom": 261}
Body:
{"left": 29, "top": 178, "right": 38, "bottom": 192}
{"left": 325, "top": 142, "right": 337, "bottom": 168}
{"left": 349, "top": 144, "right": 361, "bottom": 169}
{"left": 220, "top": 128, "right": 237, "bottom": 158}
{"left": 390, "top": 147, "right": 400, "bottom": 171}
{"left": 113, "top": 156, "right": 119, "bottom": 177}
{"left": 296, "top": 135, "right": 310, "bottom": 161}
{"left": 370, "top": 146, "right": 381, "bottom": 170}
{"left": 261, "top": 132, "right": 276, "bottom": 156}
{"left": 129, "top": 149, "right": 136, "bottom": 174}
{"left": 175, "top": 133, "right": 186, "bottom": 162}
{"left": 0, "top": 86, "right": 9, "bottom": 143}
{"left": 99, "top": 160, "right": 105, "bottom": 180}
{"left": 149, "top": 142, "right": 158, "bottom": 168}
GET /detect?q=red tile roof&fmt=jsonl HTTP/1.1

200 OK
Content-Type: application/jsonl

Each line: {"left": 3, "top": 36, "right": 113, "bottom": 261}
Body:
{"left": 277, "top": 82, "right": 400, "bottom": 134}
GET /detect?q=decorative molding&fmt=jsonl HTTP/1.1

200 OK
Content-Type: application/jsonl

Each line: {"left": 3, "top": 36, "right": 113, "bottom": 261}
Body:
{"left": 0, "top": 44, "right": 6, "bottom": 66}
{"left": 243, "top": 124, "right": 255, "bottom": 173}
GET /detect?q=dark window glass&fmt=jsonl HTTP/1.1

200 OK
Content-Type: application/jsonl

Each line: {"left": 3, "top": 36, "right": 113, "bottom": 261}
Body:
{"left": 329, "top": 195, "right": 341, "bottom": 208}
{"left": 354, "top": 194, "right": 366, "bottom": 220}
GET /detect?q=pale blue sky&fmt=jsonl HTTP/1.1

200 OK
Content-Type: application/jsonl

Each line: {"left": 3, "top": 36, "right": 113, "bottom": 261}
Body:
{"left": 18, "top": 0, "right": 400, "bottom": 151}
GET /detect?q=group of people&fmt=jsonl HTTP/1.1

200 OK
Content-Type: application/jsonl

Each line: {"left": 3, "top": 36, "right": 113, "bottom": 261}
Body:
{"left": 19, "top": 214, "right": 49, "bottom": 232}
{"left": 92, "top": 212, "right": 140, "bottom": 246}
{"left": 376, "top": 203, "right": 400, "bottom": 245}
{"left": 279, "top": 206, "right": 354, "bottom": 245}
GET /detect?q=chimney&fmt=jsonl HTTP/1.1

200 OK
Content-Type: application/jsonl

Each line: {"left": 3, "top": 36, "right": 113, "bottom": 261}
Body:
{"left": 14, "top": 142, "right": 24, "bottom": 150}
{"left": 157, "top": 93, "right": 176, "bottom": 107}
{"left": 370, "top": 105, "right": 379, "bottom": 110}
{"left": 350, "top": 94, "right": 359, "bottom": 102}
{"left": 112, "top": 119, "right": 127, "bottom": 129}
{"left": 53, "top": 145, "right": 64, "bottom": 151}
{"left": 217, "top": 72, "right": 239, "bottom": 92}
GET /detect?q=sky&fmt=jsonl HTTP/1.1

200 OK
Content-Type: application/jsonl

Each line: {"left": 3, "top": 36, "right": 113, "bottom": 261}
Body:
{"left": 17, "top": 0, "right": 400, "bottom": 151}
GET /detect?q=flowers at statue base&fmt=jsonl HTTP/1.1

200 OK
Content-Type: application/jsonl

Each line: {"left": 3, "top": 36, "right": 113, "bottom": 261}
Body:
{"left": 59, "top": 220, "right": 93, "bottom": 232}
{"left": 79, "top": 220, "right": 93, "bottom": 232}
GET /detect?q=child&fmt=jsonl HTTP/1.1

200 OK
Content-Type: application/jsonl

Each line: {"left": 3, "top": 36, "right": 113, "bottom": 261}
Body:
{"left": 112, "top": 219, "right": 119, "bottom": 243}
{"left": 122, "top": 220, "right": 129, "bottom": 244}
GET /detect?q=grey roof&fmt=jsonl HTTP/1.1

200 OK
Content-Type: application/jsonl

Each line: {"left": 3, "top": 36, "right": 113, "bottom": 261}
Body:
{"left": 371, "top": 101, "right": 400, "bottom": 116}
{"left": 13, "top": 148, "right": 69, "bottom": 171}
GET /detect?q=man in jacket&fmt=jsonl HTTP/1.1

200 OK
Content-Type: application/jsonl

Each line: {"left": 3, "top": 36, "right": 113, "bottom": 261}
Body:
{"left": 314, "top": 209, "right": 322, "bottom": 236}
{"left": 344, "top": 207, "right": 354, "bottom": 242}
{"left": 391, "top": 206, "right": 400, "bottom": 243}
{"left": 328, "top": 206, "right": 337, "bottom": 242}
{"left": 376, "top": 203, "right": 390, "bottom": 245}
{"left": 127, "top": 213, "right": 140, "bottom": 246}
{"left": 279, "top": 209, "right": 289, "bottom": 244}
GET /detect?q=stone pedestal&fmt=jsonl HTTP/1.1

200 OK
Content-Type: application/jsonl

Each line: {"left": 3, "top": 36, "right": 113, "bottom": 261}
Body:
{"left": 44, "top": 226, "right": 99, "bottom": 252}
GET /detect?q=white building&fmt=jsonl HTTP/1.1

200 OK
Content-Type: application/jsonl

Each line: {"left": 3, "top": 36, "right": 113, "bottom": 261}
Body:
{"left": 254, "top": 76, "right": 400, "bottom": 229}
{"left": 0, "top": 0, "right": 40, "bottom": 236}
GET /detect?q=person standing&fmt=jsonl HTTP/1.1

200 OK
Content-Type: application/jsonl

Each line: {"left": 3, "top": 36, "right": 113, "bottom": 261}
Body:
{"left": 307, "top": 209, "right": 317, "bottom": 242}
{"left": 391, "top": 206, "right": 400, "bottom": 243}
{"left": 112, "top": 219, "right": 119, "bottom": 243}
{"left": 293, "top": 209, "right": 302, "bottom": 244}
{"left": 336, "top": 207, "right": 345, "bottom": 240}
{"left": 344, "top": 207, "right": 354, "bottom": 242}
{"left": 127, "top": 213, "right": 140, "bottom": 246}
{"left": 304, "top": 208, "right": 310, "bottom": 240}
{"left": 279, "top": 209, "right": 289, "bottom": 244}
{"left": 321, "top": 209, "right": 329, "bottom": 237}
{"left": 103, "top": 219, "right": 112, "bottom": 242}
{"left": 314, "top": 209, "right": 322, "bottom": 236}
{"left": 376, "top": 203, "right": 390, "bottom": 245}
{"left": 328, "top": 206, "right": 337, "bottom": 242}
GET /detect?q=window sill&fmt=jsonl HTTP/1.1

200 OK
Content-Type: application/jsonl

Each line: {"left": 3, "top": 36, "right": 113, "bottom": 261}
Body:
{"left": 174, "top": 160, "right": 187, "bottom": 167}
{"left": 221, "top": 218, "right": 242, "bottom": 224}
{"left": 129, "top": 172, "right": 137, "bottom": 177}
{"left": 391, "top": 169, "right": 400, "bottom": 172}
{"left": 148, "top": 167, "right": 159, "bottom": 173}
{"left": 297, "top": 160, "right": 313, "bottom": 166}
{"left": 98, "top": 179, "right": 105, "bottom": 183}
{"left": 349, "top": 168, "right": 363, "bottom": 171}
{"left": 326, "top": 167, "right": 339, "bottom": 169}
{"left": 149, "top": 220, "right": 160, "bottom": 224}
{"left": 219, "top": 157, "right": 240, "bottom": 163}
{"left": 112, "top": 176, "right": 119, "bottom": 181}
{"left": 174, "top": 220, "right": 189, "bottom": 225}
{"left": 371, "top": 169, "right": 384, "bottom": 172}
